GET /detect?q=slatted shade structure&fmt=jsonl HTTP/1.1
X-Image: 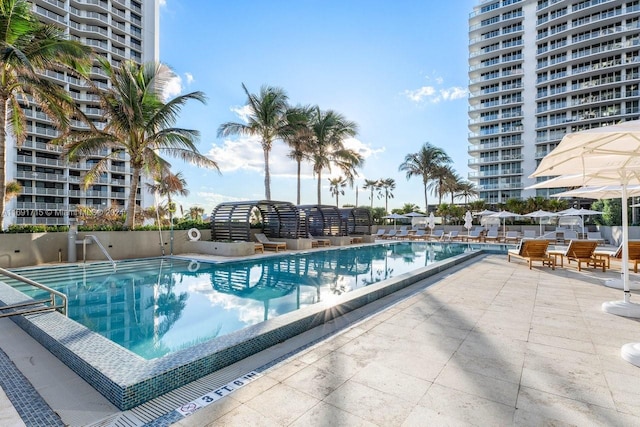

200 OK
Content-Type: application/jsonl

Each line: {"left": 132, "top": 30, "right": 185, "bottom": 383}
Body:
{"left": 340, "top": 208, "right": 372, "bottom": 235}
{"left": 297, "top": 205, "right": 345, "bottom": 236}
{"left": 211, "top": 200, "right": 303, "bottom": 241}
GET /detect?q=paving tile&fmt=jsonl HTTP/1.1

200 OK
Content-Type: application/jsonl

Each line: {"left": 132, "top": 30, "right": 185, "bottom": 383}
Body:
{"left": 419, "top": 383, "right": 515, "bottom": 425}
{"left": 324, "top": 380, "right": 415, "bottom": 426}
{"left": 290, "top": 401, "right": 376, "bottom": 427}
{"left": 350, "top": 362, "right": 431, "bottom": 404}
{"left": 402, "top": 404, "right": 474, "bottom": 427}
{"left": 209, "top": 404, "right": 281, "bottom": 427}
{"left": 283, "top": 362, "right": 352, "bottom": 400}
{"left": 434, "top": 363, "right": 519, "bottom": 407}
{"left": 244, "top": 383, "right": 320, "bottom": 425}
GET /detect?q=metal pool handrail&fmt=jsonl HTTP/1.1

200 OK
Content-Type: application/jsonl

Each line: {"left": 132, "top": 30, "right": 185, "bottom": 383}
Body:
{"left": 0, "top": 267, "right": 68, "bottom": 318}
{"left": 82, "top": 235, "right": 116, "bottom": 271}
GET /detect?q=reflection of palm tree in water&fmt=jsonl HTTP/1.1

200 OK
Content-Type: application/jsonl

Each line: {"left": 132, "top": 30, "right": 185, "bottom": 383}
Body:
{"left": 148, "top": 264, "right": 189, "bottom": 341}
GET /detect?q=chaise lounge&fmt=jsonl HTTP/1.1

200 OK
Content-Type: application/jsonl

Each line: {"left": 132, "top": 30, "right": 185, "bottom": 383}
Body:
{"left": 255, "top": 233, "right": 287, "bottom": 252}
{"left": 308, "top": 233, "right": 331, "bottom": 248}
{"left": 507, "top": 239, "right": 555, "bottom": 270}
{"left": 548, "top": 240, "right": 602, "bottom": 271}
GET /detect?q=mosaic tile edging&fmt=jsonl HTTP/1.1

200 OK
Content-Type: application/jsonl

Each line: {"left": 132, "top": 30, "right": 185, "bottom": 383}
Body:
{"left": 0, "top": 249, "right": 482, "bottom": 410}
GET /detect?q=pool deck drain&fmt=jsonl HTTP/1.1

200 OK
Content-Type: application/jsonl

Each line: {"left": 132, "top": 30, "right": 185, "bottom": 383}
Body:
{"left": 2, "top": 252, "right": 640, "bottom": 425}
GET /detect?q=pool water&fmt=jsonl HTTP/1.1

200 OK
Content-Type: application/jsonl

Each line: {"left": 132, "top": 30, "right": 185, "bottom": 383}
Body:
{"left": 9, "top": 242, "right": 468, "bottom": 359}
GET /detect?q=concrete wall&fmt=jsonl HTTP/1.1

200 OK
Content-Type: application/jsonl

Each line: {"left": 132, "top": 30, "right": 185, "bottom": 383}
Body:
{"left": 0, "top": 229, "right": 213, "bottom": 268}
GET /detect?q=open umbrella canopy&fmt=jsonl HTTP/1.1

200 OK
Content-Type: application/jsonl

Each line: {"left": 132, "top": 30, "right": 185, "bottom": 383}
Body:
{"left": 475, "top": 209, "right": 497, "bottom": 216}
{"left": 488, "top": 210, "right": 521, "bottom": 237}
{"left": 404, "top": 212, "right": 425, "bottom": 217}
{"left": 531, "top": 119, "right": 640, "bottom": 365}
{"left": 383, "top": 213, "right": 407, "bottom": 229}
{"left": 554, "top": 185, "right": 640, "bottom": 199}
{"left": 524, "top": 209, "right": 558, "bottom": 235}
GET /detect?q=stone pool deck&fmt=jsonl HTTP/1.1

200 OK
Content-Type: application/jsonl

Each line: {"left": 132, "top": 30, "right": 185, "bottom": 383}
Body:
{"left": 2, "top": 252, "right": 640, "bottom": 425}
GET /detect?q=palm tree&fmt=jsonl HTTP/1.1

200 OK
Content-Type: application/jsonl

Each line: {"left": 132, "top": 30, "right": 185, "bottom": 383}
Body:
{"left": 363, "top": 179, "right": 380, "bottom": 210}
{"left": 146, "top": 169, "right": 189, "bottom": 224}
{"left": 188, "top": 206, "right": 204, "bottom": 222}
{"left": 428, "top": 165, "right": 456, "bottom": 205}
{"left": 328, "top": 176, "right": 347, "bottom": 207}
{"left": 217, "top": 84, "right": 288, "bottom": 200}
{"left": 60, "top": 59, "right": 219, "bottom": 229}
{"left": 457, "top": 181, "right": 478, "bottom": 206}
{"left": 442, "top": 171, "right": 464, "bottom": 204}
{"left": 4, "top": 181, "right": 21, "bottom": 201}
{"left": 379, "top": 178, "right": 395, "bottom": 213}
{"left": 0, "top": 0, "right": 91, "bottom": 225}
{"left": 307, "top": 107, "right": 363, "bottom": 204}
{"left": 398, "top": 142, "right": 451, "bottom": 212}
{"left": 282, "top": 105, "right": 313, "bottom": 204}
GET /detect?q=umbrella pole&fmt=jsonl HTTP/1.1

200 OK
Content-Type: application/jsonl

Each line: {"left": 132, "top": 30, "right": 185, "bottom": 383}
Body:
{"left": 602, "top": 179, "right": 640, "bottom": 318}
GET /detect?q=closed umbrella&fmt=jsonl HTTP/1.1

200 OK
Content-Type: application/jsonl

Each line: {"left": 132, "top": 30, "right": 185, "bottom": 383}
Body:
{"left": 523, "top": 209, "right": 558, "bottom": 236}
{"left": 427, "top": 212, "right": 435, "bottom": 230}
{"left": 464, "top": 211, "right": 473, "bottom": 235}
{"left": 531, "top": 119, "right": 640, "bottom": 366}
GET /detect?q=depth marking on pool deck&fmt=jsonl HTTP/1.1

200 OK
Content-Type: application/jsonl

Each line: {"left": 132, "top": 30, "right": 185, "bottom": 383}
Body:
{"left": 176, "top": 371, "right": 262, "bottom": 417}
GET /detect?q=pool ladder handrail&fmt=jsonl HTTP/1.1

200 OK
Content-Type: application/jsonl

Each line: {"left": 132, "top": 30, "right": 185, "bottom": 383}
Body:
{"left": 81, "top": 235, "right": 116, "bottom": 271}
{"left": 0, "top": 267, "right": 68, "bottom": 318}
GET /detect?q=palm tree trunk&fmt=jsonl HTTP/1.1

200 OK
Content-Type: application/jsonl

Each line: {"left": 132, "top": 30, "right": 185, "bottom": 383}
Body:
{"left": 0, "top": 97, "right": 6, "bottom": 229}
{"left": 296, "top": 160, "right": 301, "bottom": 205}
{"left": 423, "top": 181, "right": 428, "bottom": 213}
{"left": 316, "top": 171, "right": 322, "bottom": 205}
{"left": 370, "top": 188, "right": 374, "bottom": 210}
{"left": 126, "top": 166, "right": 141, "bottom": 229}
{"left": 263, "top": 146, "right": 271, "bottom": 200}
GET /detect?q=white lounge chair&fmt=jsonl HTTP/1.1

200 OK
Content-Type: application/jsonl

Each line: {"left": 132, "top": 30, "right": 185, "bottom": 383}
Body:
{"left": 429, "top": 229, "right": 444, "bottom": 241}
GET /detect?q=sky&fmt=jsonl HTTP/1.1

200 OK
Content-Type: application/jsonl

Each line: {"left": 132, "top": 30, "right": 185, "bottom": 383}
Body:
{"left": 158, "top": 0, "right": 478, "bottom": 214}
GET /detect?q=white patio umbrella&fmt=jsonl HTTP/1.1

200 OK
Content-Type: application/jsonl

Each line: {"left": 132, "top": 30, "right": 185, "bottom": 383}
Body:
{"left": 475, "top": 209, "right": 497, "bottom": 216}
{"left": 404, "top": 212, "right": 425, "bottom": 217}
{"left": 531, "top": 119, "right": 640, "bottom": 366}
{"left": 383, "top": 213, "right": 407, "bottom": 229}
{"left": 553, "top": 185, "right": 640, "bottom": 292}
{"left": 487, "top": 210, "right": 521, "bottom": 238}
{"left": 464, "top": 211, "right": 473, "bottom": 234}
{"left": 427, "top": 212, "right": 435, "bottom": 230}
{"left": 556, "top": 207, "right": 603, "bottom": 235}
{"left": 523, "top": 209, "right": 558, "bottom": 236}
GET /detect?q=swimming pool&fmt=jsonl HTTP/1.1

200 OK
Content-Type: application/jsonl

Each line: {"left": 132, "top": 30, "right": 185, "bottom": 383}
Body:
{"left": 8, "top": 242, "right": 468, "bottom": 359}
{"left": 0, "top": 242, "right": 491, "bottom": 409}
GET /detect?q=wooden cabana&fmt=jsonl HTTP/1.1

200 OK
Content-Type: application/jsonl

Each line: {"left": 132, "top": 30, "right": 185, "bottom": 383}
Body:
{"left": 211, "top": 200, "right": 304, "bottom": 241}
{"left": 297, "top": 205, "right": 345, "bottom": 236}
{"left": 340, "top": 207, "right": 372, "bottom": 235}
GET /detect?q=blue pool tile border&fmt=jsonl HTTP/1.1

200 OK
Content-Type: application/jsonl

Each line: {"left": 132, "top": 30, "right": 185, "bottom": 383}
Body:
{"left": 0, "top": 345, "right": 63, "bottom": 426}
{"left": 0, "top": 247, "right": 484, "bottom": 410}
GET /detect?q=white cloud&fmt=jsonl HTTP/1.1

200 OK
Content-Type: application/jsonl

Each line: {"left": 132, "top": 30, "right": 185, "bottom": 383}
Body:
{"left": 185, "top": 72, "right": 194, "bottom": 85}
{"left": 403, "top": 86, "right": 436, "bottom": 102}
{"left": 229, "top": 105, "right": 253, "bottom": 123}
{"left": 163, "top": 74, "right": 182, "bottom": 99}
{"left": 440, "top": 87, "right": 468, "bottom": 101}
{"left": 159, "top": 0, "right": 167, "bottom": 6}
{"left": 209, "top": 135, "right": 382, "bottom": 178}
{"left": 403, "top": 85, "right": 468, "bottom": 104}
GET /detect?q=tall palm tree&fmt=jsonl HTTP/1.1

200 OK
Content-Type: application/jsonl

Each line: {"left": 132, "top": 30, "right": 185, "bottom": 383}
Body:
{"left": 146, "top": 169, "right": 189, "bottom": 224}
{"left": 0, "top": 0, "right": 91, "bottom": 225}
{"left": 441, "top": 171, "right": 464, "bottom": 204}
{"left": 328, "top": 176, "right": 347, "bottom": 207}
{"left": 363, "top": 179, "right": 380, "bottom": 210}
{"left": 59, "top": 59, "right": 218, "bottom": 228}
{"left": 457, "top": 181, "right": 478, "bottom": 206}
{"left": 217, "top": 83, "right": 288, "bottom": 200}
{"left": 428, "top": 164, "right": 456, "bottom": 205}
{"left": 398, "top": 142, "right": 451, "bottom": 212}
{"left": 307, "top": 107, "right": 363, "bottom": 204}
{"left": 379, "top": 178, "right": 395, "bottom": 213}
{"left": 282, "top": 105, "right": 313, "bottom": 204}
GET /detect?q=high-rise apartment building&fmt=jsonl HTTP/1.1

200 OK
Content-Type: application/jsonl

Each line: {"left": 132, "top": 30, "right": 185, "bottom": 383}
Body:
{"left": 3, "top": 0, "right": 159, "bottom": 227}
{"left": 468, "top": 0, "right": 639, "bottom": 204}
